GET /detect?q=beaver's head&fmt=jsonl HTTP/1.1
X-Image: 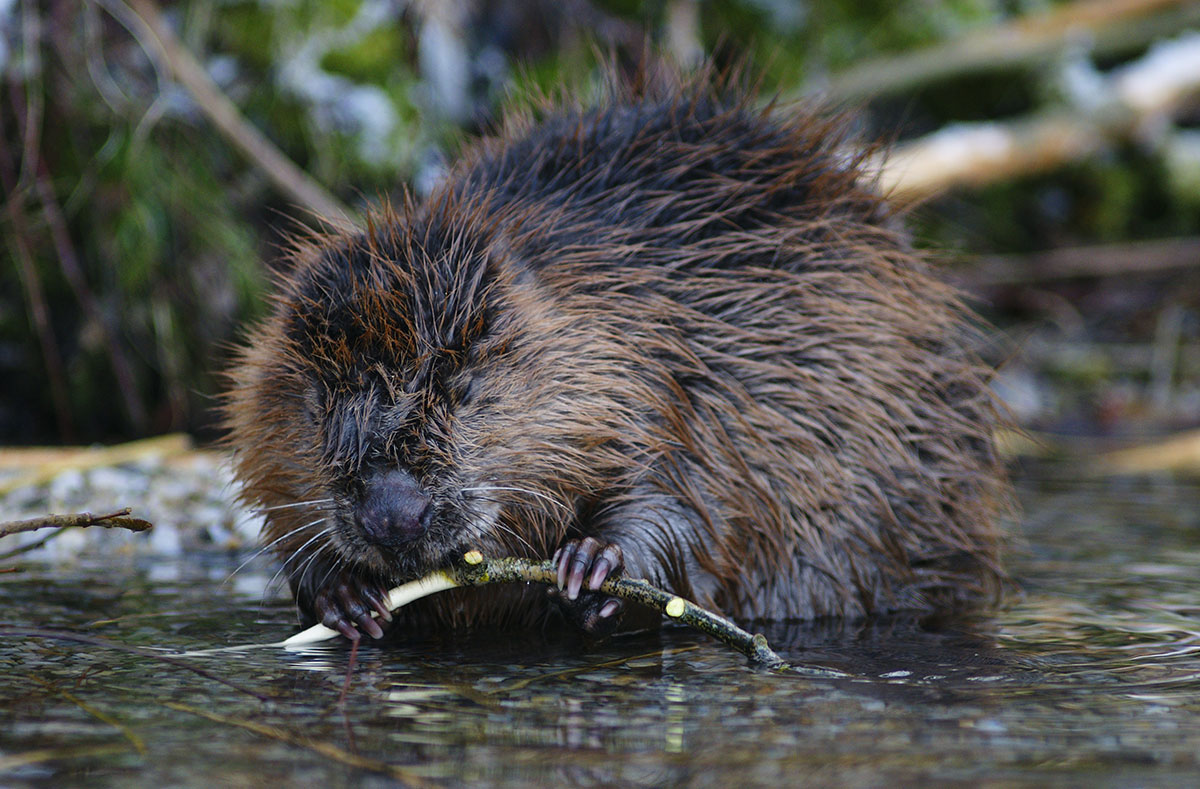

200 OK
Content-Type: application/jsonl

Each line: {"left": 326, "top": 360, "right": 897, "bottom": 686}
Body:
{"left": 224, "top": 199, "right": 652, "bottom": 582}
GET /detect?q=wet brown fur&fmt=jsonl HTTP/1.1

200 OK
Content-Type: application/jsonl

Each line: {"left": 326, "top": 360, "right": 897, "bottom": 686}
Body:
{"left": 224, "top": 65, "right": 1011, "bottom": 630}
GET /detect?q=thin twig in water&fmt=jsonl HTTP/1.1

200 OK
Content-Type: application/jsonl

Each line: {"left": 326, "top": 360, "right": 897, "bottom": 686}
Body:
{"left": 0, "top": 527, "right": 70, "bottom": 562}
{"left": 0, "top": 627, "right": 271, "bottom": 702}
{"left": 164, "top": 701, "right": 434, "bottom": 787}
{"left": 0, "top": 744, "right": 134, "bottom": 772}
{"left": 339, "top": 637, "right": 360, "bottom": 706}
{"left": 29, "top": 676, "right": 147, "bottom": 756}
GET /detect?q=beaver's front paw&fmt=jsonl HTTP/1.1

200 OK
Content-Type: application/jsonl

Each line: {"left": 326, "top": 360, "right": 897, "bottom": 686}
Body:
{"left": 551, "top": 537, "right": 625, "bottom": 635}
{"left": 295, "top": 566, "right": 393, "bottom": 642}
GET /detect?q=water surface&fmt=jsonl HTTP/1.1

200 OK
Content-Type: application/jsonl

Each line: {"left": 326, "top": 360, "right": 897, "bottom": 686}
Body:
{"left": 3, "top": 467, "right": 1199, "bottom": 786}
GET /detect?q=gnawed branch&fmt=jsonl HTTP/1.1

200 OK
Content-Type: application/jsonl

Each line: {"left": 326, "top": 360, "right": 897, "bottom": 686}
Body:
{"left": 282, "top": 551, "right": 790, "bottom": 669}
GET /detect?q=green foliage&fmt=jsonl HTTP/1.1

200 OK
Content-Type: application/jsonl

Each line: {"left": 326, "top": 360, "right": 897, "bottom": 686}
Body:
{"left": 2, "top": 0, "right": 1196, "bottom": 442}
{"left": 321, "top": 26, "right": 409, "bottom": 83}
{"left": 912, "top": 148, "right": 1200, "bottom": 259}
{"left": 210, "top": 3, "right": 277, "bottom": 70}
{"left": 701, "top": 0, "right": 1005, "bottom": 84}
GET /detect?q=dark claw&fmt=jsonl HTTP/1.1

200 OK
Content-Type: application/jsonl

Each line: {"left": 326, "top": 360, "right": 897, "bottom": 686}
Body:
{"left": 554, "top": 546, "right": 570, "bottom": 591}
{"left": 562, "top": 537, "right": 608, "bottom": 600}
{"left": 336, "top": 584, "right": 385, "bottom": 640}
{"left": 567, "top": 547, "right": 589, "bottom": 599}
{"left": 589, "top": 544, "right": 622, "bottom": 591}
{"left": 327, "top": 613, "right": 361, "bottom": 642}
{"left": 361, "top": 586, "right": 393, "bottom": 623}
{"left": 551, "top": 537, "right": 625, "bottom": 636}
{"left": 295, "top": 560, "right": 392, "bottom": 642}
{"left": 355, "top": 612, "right": 384, "bottom": 640}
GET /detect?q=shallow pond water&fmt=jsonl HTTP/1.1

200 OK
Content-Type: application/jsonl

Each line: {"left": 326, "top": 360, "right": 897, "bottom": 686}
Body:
{"left": 3, "top": 467, "right": 1200, "bottom": 787}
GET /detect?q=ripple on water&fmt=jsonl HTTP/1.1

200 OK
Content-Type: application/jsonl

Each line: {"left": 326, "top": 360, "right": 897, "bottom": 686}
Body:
{"left": 2, "top": 469, "right": 1200, "bottom": 786}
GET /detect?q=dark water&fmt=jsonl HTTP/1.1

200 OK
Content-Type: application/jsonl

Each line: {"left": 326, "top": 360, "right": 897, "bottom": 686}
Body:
{"left": 3, "top": 469, "right": 1200, "bottom": 787}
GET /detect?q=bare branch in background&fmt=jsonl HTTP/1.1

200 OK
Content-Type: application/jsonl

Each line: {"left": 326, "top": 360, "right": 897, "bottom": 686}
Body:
{"left": 876, "top": 32, "right": 1200, "bottom": 202}
{"left": 117, "top": 0, "right": 355, "bottom": 225}
{"left": 0, "top": 105, "right": 75, "bottom": 442}
{"left": 959, "top": 237, "right": 1200, "bottom": 287}
{"left": 812, "top": 0, "right": 1200, "bottom": 103}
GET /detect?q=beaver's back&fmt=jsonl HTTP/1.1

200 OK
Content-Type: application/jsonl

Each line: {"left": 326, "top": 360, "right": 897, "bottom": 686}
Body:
{"left": 458, "top": 88, "right": 875, "bottom": 252}
{"left": 437, "top": 79, "right": 1009, "bottom": 618}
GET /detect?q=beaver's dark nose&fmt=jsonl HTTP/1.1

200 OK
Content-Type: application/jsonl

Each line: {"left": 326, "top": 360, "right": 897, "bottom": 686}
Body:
{"left": 355, "top": 469, "right": 432, "bottom": 548}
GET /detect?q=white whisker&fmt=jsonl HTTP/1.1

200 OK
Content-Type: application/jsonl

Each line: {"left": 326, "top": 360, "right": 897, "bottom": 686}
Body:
{"left": 254, "top": 498, "right": 335, "bottom": 515}
{"left": 225, "top": 517, "right": 328, "bottom": 584}
{"left": 313, "top": 551, "right": 349, "bottom": 595}
{"left": 264, "top": 527, "right": 334, "bottom": 599}
{"left": 461, "top": 485, "right": 570, "bottom": 515}
{"left": 488, "top": 520, "right": 538, "bottom": 555}
{"left": 268, "top": 535, "right": 335, "bottom": 603}
{"left": 283, "top": 527, "right": 336, "bottom": 570}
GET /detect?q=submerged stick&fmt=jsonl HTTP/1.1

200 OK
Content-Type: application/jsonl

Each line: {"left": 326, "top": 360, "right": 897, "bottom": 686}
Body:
{"left": 163, "top": 702, "right": 433, "bottom": 786}
{"left": 0, "top": 627, "right": 270, "bottom": 701}
{"left": 283, "top": 551, "right": 789, "bottom": 669}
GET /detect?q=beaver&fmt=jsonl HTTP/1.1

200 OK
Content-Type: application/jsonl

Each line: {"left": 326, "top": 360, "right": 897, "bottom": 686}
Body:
{"left": 224, "top": 67, "right": 1010, "bottom": 642}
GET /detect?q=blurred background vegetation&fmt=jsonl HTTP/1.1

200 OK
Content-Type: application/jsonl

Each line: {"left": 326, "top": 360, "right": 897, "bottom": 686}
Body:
{"left": 2, "top": 0, "right": 1199, "bottom": 449}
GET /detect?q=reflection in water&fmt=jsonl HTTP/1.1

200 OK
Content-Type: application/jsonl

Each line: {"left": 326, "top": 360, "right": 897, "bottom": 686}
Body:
{"left": 2, "top": 469, "right": 1200, "bottom": 785}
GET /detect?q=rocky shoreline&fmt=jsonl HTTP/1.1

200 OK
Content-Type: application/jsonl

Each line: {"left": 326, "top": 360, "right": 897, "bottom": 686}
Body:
{"left": 0, "top": 439, "right": 259, "bottom": 562}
